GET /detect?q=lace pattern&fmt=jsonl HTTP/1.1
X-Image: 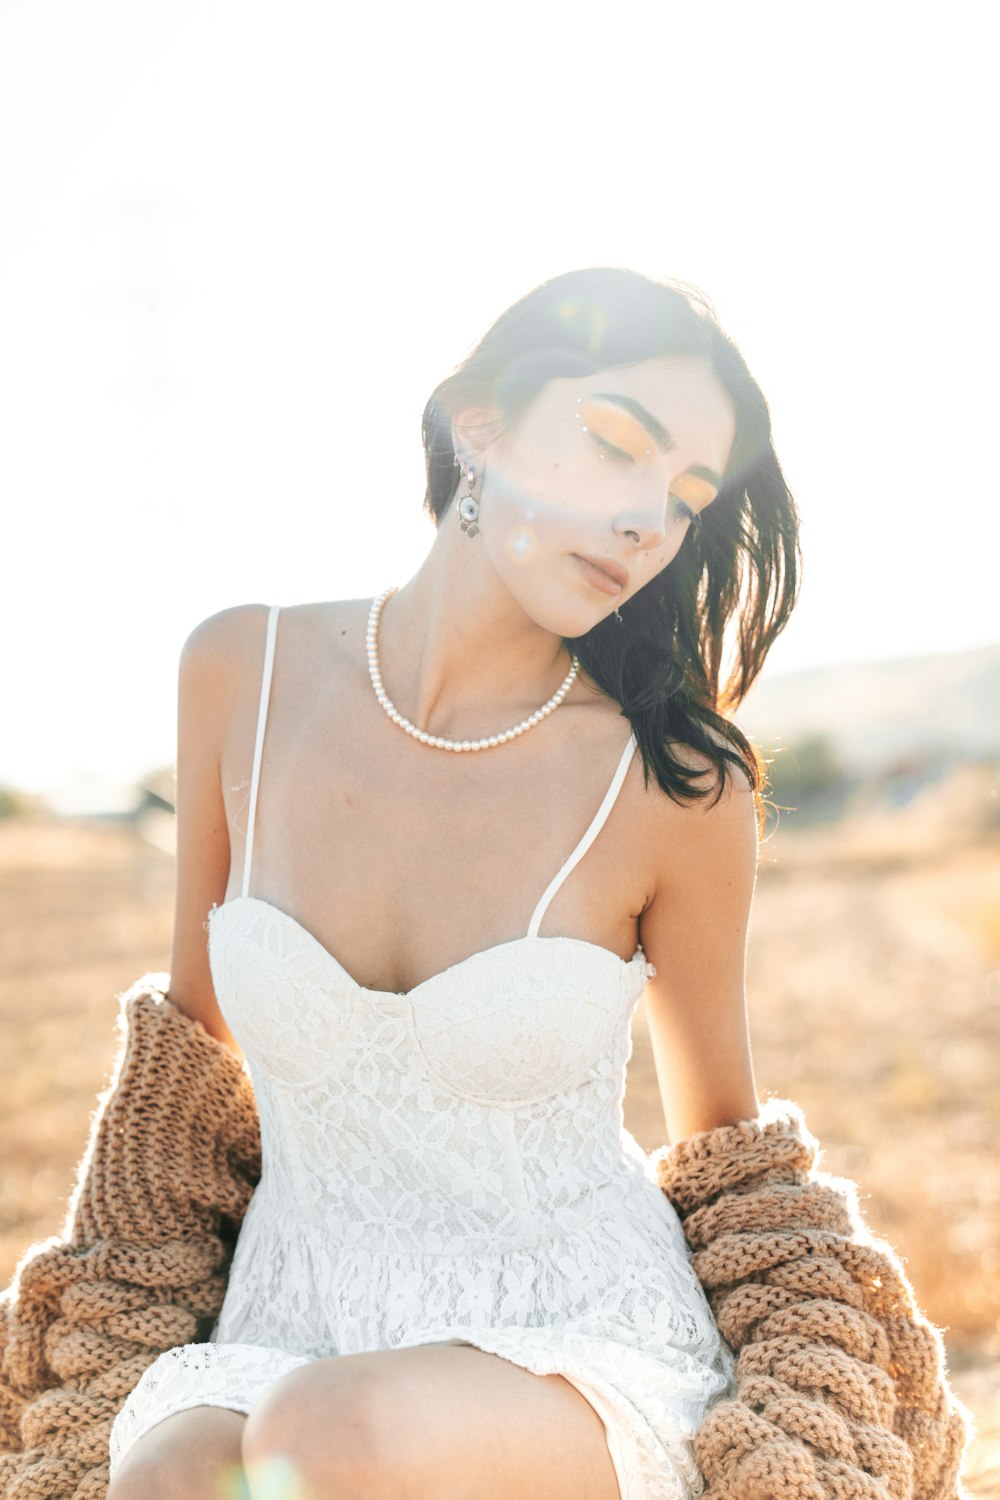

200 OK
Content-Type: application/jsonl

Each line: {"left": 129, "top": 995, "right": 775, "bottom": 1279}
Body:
{"left": 109, "top": 895, "right": 735, "bottom": 1499}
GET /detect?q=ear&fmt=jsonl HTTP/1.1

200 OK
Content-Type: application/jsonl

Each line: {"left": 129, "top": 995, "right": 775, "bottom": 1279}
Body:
{"left": 451, "top": 404, "right": 503, "bottom": 464}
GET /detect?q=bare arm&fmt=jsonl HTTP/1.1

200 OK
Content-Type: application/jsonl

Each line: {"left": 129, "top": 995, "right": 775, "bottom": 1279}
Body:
{"left": 637, "top": 763, "right": 760, "bottom": 1143}
{"left": 166, "top": 603, "right": 265, "bottom": 1057}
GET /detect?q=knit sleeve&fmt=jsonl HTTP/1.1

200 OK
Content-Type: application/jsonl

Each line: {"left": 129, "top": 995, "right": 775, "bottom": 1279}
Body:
{"left": 652, "top": 1097, "right": 976, "bottom": 1500}
{"left": 0, "top": 974, "right": 261, "bottom": 1500}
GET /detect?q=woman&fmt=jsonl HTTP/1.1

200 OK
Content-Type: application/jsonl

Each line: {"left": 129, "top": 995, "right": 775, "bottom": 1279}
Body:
{"left": 107, "top": 265, "right": 800, "bottom": 1500}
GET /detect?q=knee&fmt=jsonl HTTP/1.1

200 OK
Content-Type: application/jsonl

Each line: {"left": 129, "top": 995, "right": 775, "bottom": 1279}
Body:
{"left": 242, "top": 1363, "right": 400, "bottom": 1493}
{"left": 108, "top": 1412, "right": 247, "bottom": 1500}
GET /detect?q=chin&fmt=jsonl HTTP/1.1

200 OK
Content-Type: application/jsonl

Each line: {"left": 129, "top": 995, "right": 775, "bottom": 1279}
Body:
{"left": 534, "top": 601, "right": 606, "bottom": 642}
{"left": 502, "top": 564, "right": 609, "bottom": 640}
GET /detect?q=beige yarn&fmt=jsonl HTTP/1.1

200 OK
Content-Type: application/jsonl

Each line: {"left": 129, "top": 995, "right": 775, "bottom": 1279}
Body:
{"left": 652, "top": 1104, "right": 976, "bottom": 1498}
{"left": 0, "top": 975, "right": 260, "bottom": 1499}
{"left": 0, "top": 977, "right": 975, "bottom": 1499}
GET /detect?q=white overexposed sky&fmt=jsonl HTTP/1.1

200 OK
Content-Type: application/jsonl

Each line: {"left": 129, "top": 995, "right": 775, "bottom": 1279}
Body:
{"left": 1, "top": 0, "right": 997, "bottom": 795}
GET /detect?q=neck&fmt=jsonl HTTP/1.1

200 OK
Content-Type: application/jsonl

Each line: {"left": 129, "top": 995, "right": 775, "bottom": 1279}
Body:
{"left": 375, "top": 525, "right": 578, "bottom": 741}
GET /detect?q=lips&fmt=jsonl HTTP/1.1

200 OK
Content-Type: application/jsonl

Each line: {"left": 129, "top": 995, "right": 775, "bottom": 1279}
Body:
{"left": 574, "top": 554, "right": 629, "bottom": 588}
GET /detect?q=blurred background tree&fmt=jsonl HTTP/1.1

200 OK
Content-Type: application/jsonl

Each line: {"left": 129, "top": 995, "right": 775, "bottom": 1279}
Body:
{"left": 760, "top": 733, "right": 852, "bottom": 824}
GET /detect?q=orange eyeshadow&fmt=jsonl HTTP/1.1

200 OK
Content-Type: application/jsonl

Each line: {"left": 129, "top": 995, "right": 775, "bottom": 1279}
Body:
{"left": 579, "top": 401, "right": 649, "bottom": 458}
{"left": 670, "top": 473, "right": 718, "bottom": 509}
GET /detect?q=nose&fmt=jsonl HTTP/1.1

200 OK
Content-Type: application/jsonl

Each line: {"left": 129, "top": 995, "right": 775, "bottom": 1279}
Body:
{"left": 614, "top": 470, "right": 682, "bottom": 552}
{"left": 613, "top": 504, "right": 671, "bottom": 553}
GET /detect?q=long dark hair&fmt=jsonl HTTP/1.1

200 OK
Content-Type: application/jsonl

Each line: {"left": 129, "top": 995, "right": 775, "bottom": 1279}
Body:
{"left": 421, "top": 267, "right": 801, "bottom": 813}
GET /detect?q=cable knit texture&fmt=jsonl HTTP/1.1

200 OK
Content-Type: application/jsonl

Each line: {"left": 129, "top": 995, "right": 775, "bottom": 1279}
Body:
{"left": 0, "top": 975, "right": 975, "bottom": 1499}
{"left": 0, "top": 975, "right": 261, "bottom": 1500}
{"left": 650, "top": 1104, "right": 975, "bottom": 1499}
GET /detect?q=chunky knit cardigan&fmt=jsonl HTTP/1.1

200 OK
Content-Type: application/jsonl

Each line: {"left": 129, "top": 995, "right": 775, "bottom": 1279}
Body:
{"left": 0, "top": 974, "right": 974, "bottom": 1500}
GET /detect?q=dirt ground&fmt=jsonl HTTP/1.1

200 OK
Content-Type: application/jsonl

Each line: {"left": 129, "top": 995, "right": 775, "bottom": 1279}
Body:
{"left": 1, "top": 806, "right": 997, "bottom": 1493}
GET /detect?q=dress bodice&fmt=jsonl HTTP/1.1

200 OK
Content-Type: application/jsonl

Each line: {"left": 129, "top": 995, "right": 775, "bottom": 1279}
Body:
{"left": 207, "top": 891, "right": 657, "bottom": 1257}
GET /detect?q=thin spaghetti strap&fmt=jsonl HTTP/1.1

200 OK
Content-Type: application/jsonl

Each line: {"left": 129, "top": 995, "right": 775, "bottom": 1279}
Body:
{"left": 241, "top": 604, "right": 281, "bottom": 899}
{"left": 526, "top": 731, "right": 638, "bottom": 939}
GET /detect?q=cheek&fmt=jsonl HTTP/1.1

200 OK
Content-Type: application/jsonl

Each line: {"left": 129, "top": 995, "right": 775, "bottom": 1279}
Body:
{"left": 482, "top": 487, "right": 557, "bottom": 570}
{"left": 645, "top": 529, "right": 688, "bottom": 578}
{"left": 496, "top": 430, "right": 589, "bottom": 505}
{"left": 500, "top": 519, "right": 542, "bottom": 566}
{"left": 485, "top": 470, "right": 578, "bottom": 553}
{"left": 499, "top": 504, "right": 584, "bottom": 571}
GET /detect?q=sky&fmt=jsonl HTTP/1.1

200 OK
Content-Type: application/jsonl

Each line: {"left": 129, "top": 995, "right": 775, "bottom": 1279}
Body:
{"left": 1, "top": 0, "right": 997, "bottom": 797}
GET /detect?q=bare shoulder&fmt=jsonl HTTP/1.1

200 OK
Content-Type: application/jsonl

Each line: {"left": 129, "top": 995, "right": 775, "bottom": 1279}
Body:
{"left": 168, "top": 596, "right": 369, "bottom": 1052}
{"left": 166, "top": 602, "right": 280, "bottom": 1050}
{"left": 180, "top": 601, "right": 272, "bottom": 687}
{"left": 180, "top": 597, "right": 365, "bottom": 689}
{"left": 636, "top": 737, "right": 759, "bottom": 896}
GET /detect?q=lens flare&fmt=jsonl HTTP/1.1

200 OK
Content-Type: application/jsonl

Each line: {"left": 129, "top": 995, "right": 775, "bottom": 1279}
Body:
{"left": 555, "top": 299, "right": 608, "bottom": 354}
{"left": 240, "top": 1454, "right": 310, "bottom": 1500}
{"left": 215, "top": 1461, "right": 251, "bottom": 1499}
{"left": 506, "top": 523, "right": 538, "bottom": 562}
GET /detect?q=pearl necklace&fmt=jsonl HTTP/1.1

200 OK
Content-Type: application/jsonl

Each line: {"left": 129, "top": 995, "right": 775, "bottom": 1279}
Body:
{"left": 366, "top": 586, "right": 580, "bottom": 752}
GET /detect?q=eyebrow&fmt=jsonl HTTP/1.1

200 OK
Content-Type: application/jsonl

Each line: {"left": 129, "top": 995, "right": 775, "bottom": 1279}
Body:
{"left": 592, "top": 392, "right": 723, "bottom": 492}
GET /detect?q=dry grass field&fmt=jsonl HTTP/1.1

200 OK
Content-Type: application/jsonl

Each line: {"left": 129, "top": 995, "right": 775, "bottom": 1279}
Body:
{"left": 1, "top": 787, "right": 998, "bottom": 1492}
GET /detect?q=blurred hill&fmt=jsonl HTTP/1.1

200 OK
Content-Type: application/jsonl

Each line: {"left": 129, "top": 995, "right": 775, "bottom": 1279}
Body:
{"left": 738, "top": 641, "right": 1000, "bottom": 772}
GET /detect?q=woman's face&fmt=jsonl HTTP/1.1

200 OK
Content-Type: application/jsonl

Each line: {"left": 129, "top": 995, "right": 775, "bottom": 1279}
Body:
{"left": 457, "top": 354, "right": 736, "bottom": 639}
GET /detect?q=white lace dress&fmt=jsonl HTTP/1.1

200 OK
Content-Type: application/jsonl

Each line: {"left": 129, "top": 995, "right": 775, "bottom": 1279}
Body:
{"left": 109, "top": 605, "right": 736, "bottom": 1500}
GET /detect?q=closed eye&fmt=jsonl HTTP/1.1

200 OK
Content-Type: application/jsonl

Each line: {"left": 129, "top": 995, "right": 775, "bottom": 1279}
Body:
{"left": 590, "top": 431, "right": 697, "bottom": 524}
{"left": 589, "top": 431, "right": 632, "bottom": 463}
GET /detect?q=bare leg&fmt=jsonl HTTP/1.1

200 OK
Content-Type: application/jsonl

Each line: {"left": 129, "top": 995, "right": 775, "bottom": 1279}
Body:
{"left": 107, "top": 1406, "right": 248, "bottom": 1500}
{"left": 242, "top": 1341, "right": 622, "bottom": 1500}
